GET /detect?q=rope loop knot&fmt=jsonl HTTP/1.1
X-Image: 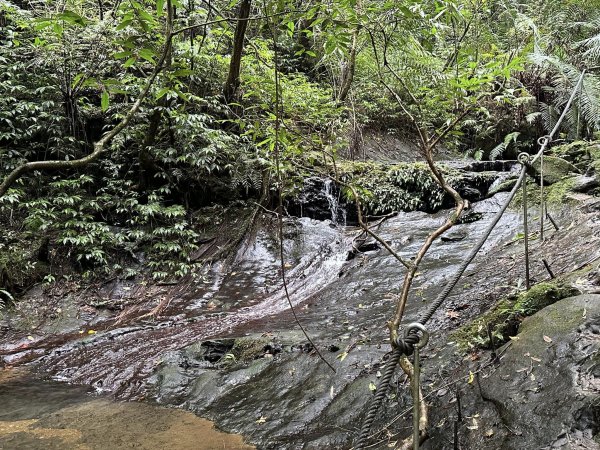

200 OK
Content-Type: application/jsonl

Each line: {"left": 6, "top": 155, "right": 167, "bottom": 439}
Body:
{"left": 395, "top": 322, "right": 429, "bottom": 355}
{"left": 537, "top": 135, "right": 551, "bottom": 147}
{"left": 518, "top": 152, "right": 531, "bottom": 165}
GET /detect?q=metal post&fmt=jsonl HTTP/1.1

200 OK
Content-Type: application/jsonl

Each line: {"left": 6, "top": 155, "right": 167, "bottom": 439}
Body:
{"left": 546, "top": 212, "right": 559, "bottom": 231}
{"left": 518, "top": 153, "right": 531, "bottom": 290}
{"left": 523, "top": 179, "right": 530, "bottom": 290}
{"left": 537, "top": 136, "right": 549, "bottom": 242}
{"left": 540, "top": 151, "right": 544, "bottom": 242}
{"left": 413, "top": 344, "right": 420, "bottom": 450}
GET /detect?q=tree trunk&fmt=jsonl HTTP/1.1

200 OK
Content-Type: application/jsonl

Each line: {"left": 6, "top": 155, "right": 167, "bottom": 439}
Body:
{"left": 223, "top": 0, "right": 251, "bottom": 102}
{"left": 337, "top": 27, "right": 358, "bottom": 102}
{"left": 337, "top": 0, "right": 361, "bottom": 103}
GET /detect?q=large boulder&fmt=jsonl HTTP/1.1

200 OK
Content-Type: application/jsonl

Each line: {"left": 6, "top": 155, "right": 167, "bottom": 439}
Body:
{"left": 530, "top": 155, "right": 581, "bottom": 185}
{"left": 474, "top": 294, "right": 600, "bottom": 449}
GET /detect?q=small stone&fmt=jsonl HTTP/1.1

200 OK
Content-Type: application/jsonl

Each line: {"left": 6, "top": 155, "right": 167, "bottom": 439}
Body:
{"left": 441, "top": 230, "right": 467, "bottom": 242}
{"left": 571, "top": 174, "right": 599, "bottom": 193}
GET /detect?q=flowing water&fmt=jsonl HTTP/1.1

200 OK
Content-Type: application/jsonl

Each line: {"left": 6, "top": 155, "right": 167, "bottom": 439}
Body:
{"left": 1, "top": 175, "right": 533, "bottom": 448}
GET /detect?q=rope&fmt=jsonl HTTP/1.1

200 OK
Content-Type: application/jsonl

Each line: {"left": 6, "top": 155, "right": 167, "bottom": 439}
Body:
{"left": 417, "top": 164, "right": 527, "bottom": 326}
{"left": 354, "top": 70, "right": 586, "bottom": 449}
{"left": 356, "top": 347, "right": 402, "bottom": 448}
{"left": 522, "top": 162, "right": 531, "bottom": 289}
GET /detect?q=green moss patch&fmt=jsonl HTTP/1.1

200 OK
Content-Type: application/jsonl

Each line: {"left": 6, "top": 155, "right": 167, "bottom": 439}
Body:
{"left": 513, "top": 176, "right": 580, "bottom": 208}
{"left": 230, "top": 337, "right": 270, "bottom": 362}
{"left": 549, "top": 140, "right": 600, "bottom": 171}
{"left": 451, "top": 281, "right": 581, "bottom": 351}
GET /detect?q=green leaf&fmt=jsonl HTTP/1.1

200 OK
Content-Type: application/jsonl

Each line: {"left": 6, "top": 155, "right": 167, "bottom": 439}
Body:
{"left": 124, "top": 57, "right": 136, "bottom": 68}
{"left": 157, "top": 0, "right": 165, "bottom": 14}
{"left": 101, "top": 91, "right": 109, "bottom": 112}
{"left": 113, "top": 51, "right": 132, "bottom": 59}
{"left": 116, "top": 18, "right": 133, "bottom": 30}
{"left": 57, "top": 10, "right": 89, "bottom": 26}
{"left": 155, "top": 87, "right": 171, "bottom": 100}
{"left": 139, "top": 48, "right": 156, "bottom": 63}
{"left": 72, "top": 73, "right": 85, "bottom": 88}
{"left": 53, "top": 22, "right": 63, "bottom": 36}
{"left": 171, "top": 69, "right": 194, "bottom": 77}
{"left": 138, "top": 9, "right": 155, "bottom": 23}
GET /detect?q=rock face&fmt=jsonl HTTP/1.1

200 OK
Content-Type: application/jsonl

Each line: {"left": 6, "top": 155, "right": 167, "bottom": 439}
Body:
{"left": 530, "top": 155, "right": 581, "bottom": 185}
{"left": 286, "top": 177, "right": 353, "bottom": 225}
{"left": 571, "top": 174, "right": 600, "bottom": 193}
{"left": 456, "top": 295, "right": 600, "bottom": 450}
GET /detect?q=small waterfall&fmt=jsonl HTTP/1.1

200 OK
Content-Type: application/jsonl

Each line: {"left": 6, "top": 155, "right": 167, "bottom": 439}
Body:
{"left": 488, "top": 163, "right": 521, "bottom": 192}
{"left": 323, "top": 179, "right": 347, "bottom": 226}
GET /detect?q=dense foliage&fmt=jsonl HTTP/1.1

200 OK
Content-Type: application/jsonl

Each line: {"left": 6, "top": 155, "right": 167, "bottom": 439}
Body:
{"left": 1, "top": 0, "right": 599, "bottom": 297}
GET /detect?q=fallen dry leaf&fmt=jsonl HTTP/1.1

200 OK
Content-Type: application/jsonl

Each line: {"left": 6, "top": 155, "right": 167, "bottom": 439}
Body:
{"left": 543, "top": 335, "right": 552, "bottom": 343}
{"left": 466, "top": 418, "right": 479, "bottom": 430}
{"left": 467, "top": 371, "right": 475, "bottom": 384}
{"left": 446, "top": 310, "right": 460, "bottom": 319}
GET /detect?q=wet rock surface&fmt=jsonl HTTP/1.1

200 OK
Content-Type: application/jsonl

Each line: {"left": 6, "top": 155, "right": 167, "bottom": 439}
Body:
{"left": 2, "top": 177, "right": 600, "bottom": 449}
{"left": 572, "top": 174, "right": 600, "bottom": 193}
{"left": 473, "top": 294, "right": 600, "bottom": 450}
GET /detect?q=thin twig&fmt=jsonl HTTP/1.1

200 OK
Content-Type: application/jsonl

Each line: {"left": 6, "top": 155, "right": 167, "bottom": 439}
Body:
{"left": 265, "top": 1, "right": 335, "bottom": 373}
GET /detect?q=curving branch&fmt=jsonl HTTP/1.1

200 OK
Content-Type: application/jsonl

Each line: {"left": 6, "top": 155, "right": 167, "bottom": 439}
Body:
{"left": 0, "top": 1, "right": 175, "bottom": 199}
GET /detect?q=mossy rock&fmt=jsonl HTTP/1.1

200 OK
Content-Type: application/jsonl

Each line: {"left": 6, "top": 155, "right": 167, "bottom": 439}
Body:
{"left": 550, "top": 140, "right": 600, "bottom": 171}
{"left": 530, "top": 155, "right": 580, "bottom": 185}
{"left": 230, "top": 337, "right": 270, "bottom": 361}
{"left": 451, "top": 281, "right": 581, "bottom": 351}
{"left": 550, "top": 140, "right": 592, "bottom": 163}
{"left": 487, "top": 178, "right": 518, "bottom": 196}
{"left": 546, "top": 176, "right": 579, "bottom": 204}
{"left": 513, "top": 176, "right": 582, "bottom": 208}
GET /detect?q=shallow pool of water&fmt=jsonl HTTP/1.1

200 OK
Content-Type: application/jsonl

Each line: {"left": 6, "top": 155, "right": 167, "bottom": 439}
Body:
{"left": 0, "top": 369, "right": 254, "bottom": 450}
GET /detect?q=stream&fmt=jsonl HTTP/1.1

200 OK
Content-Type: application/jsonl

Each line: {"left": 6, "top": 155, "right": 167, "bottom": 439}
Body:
{"left": 2, "top": 162, "right": 569, "bottom": 449}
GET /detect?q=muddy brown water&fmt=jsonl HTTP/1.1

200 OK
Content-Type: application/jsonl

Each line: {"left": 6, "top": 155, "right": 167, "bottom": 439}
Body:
{"left": 0, "top": 368, "right": 254, "bottom": 450}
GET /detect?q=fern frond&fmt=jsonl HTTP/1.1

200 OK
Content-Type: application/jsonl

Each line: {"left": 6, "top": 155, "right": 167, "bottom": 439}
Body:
{"left": 526, "top": 111, "right": 541, "bottom": 124}
{"left": 489, "top": 142, "right": 506, "bottom": 161}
